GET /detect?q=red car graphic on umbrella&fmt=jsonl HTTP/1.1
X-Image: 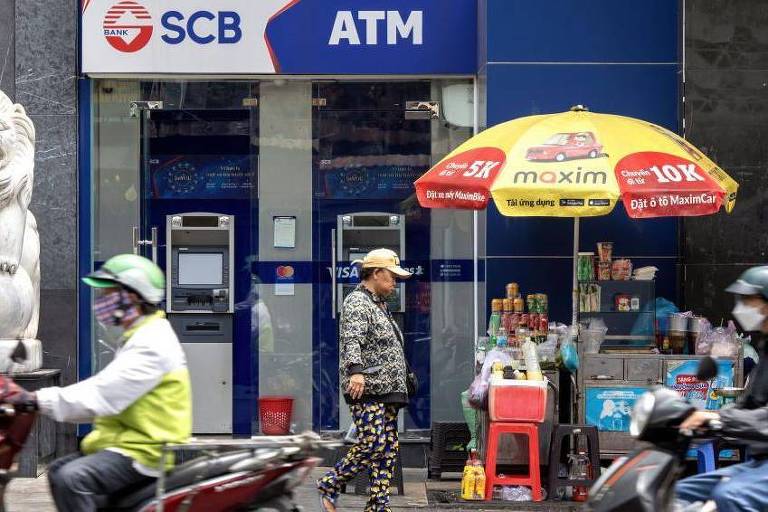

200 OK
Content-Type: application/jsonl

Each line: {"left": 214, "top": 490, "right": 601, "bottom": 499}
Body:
{"left": 525, "top": 131, "right": 604, "bottom": 162}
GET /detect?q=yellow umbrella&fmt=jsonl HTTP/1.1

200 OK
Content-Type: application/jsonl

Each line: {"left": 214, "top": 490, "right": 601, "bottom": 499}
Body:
{"left": 415, "top": 105, "right": 738, "bottom": 324}
{"left": 416, "top": 105, "right": 737, "bottom": 218}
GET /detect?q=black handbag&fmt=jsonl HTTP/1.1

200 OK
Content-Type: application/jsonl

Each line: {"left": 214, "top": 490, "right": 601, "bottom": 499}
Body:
{"left": 406, "top": 364, "right": 419, "bottom": 396}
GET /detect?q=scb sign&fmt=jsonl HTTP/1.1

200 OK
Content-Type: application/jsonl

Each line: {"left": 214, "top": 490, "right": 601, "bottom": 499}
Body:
{"left": 161, "top": 10, "right": 242, "bottom": 45}
{"left": 85, "top": 0, "right": 476, "bottom": 74}
{"left": 100, "top": 1, "right": 242, "bottom": 53}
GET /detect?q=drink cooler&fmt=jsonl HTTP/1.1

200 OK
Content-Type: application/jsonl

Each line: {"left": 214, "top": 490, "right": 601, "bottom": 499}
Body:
{"left": 489, "top": 379, "right": 548, "bottom": 423}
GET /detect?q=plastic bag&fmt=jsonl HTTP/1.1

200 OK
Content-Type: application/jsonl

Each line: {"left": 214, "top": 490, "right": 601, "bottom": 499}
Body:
{"left": 480, "top": 348, "right": 513, "bottom": 383}
{"left": 559, "top": 326, "right": 580, "bottom": 373}
{"left": 655, "top": 297, "right": 679, "bottom": 335}
{"left": 580, "top": 318, "right": 608, "bottom": 354}
{"left": 502, "top": 485, "right": 532, "bottom": 501}
{"left": 467, "top": 376, "right": 489, "bottom": 410}
{"left": 710, "top": 322, "right": 739, "bottom": 358}
{"left": 538, "top": 334, "right": 558, "bottom": 363}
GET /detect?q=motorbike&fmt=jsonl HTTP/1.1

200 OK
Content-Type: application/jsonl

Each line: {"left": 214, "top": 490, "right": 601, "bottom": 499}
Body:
{"left": 586, "top": 356, "right": 723, "bottom": 512}
{"left": 0, "top": 342, "right": 335, "bottom": 512}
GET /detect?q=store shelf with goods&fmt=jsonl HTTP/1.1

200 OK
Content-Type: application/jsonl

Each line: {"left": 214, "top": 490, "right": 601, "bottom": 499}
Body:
{"left": 578, "top": 279, "right": 656, "bottom": 351}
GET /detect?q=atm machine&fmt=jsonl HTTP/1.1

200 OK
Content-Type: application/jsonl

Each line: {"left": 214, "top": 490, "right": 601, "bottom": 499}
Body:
{"left": 166, "top": 212, "right": 234, "bottom": 433}
{"left": 334, "top": 212, "right": 406, "bottom": 430}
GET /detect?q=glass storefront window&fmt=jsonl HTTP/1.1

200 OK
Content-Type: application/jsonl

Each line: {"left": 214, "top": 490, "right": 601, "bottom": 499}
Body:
{"left": 88, "top": 77, "right": 478, "bottom": 434}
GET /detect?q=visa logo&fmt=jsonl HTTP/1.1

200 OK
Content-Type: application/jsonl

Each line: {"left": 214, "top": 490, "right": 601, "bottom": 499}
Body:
{"left": 329, "top": 10, "right": 423, "bottom": 46}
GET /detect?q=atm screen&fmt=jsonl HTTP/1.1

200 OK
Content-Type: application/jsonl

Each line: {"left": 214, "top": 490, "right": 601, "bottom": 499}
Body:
{"left": 178, "top": 253, "right": 223, "bottom": 286}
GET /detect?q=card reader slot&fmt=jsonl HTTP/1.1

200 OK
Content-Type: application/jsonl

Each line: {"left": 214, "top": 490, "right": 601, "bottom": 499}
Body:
{"left": 183, "top": 322, "right": 222, "bottom": 336}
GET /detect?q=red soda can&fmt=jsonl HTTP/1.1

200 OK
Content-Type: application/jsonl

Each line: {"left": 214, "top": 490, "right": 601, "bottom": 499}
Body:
{"left": 539, "top": 313, "right": 549, "bottom": 332}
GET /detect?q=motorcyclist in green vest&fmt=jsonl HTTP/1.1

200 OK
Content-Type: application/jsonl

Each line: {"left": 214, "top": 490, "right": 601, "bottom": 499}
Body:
{"left": 4, "top": 254, "right": 192, "bottom": 512}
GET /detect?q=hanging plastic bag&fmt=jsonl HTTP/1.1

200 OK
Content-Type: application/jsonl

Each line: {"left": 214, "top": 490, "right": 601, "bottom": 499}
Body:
{"left": 559, "top": 325, "right": 580, "bottom": 373}
{"left": 467, "top": 376, "right": 489, "bottom": 410}
{"left": 655, "top": 297, "right": 679, "bottom": 335}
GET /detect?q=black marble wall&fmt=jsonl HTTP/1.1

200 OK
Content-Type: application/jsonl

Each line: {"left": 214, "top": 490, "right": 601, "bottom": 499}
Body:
{"left": 0, "top": 0, "right": 12, "bottom": 99}
{"left": 14, "top": 0, "right": 78, "bottom": 451}
{"left": 683, "top": 1, "right": 768, "bottom": 322}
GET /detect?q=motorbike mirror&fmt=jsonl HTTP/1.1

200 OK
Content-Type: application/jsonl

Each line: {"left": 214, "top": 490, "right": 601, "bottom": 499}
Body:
{"left": 10, "top": 341, "right": 27, "bottom": 364}
{"left": 697, "top": 356, "right": 718, "bottom": 381}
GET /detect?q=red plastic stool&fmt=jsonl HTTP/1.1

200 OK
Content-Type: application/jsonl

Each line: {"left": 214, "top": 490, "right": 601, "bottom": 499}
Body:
{"left": 484, "top": 422, "right": 543, "bottom": 501}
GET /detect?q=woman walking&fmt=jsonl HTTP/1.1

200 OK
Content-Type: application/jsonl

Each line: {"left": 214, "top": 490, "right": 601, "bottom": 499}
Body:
{"left": 318, "top": 248, "right": 415, "bottom": 512}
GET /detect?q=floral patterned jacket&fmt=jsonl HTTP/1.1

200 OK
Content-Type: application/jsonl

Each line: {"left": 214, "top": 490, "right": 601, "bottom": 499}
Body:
{"left": 339, "top": 284, "right": 408, "bottom": 405}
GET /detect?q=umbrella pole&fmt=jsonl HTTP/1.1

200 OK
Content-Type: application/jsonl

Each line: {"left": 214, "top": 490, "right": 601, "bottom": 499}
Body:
{"left": 572, "top": 217, "right": 580, "bottom": 326}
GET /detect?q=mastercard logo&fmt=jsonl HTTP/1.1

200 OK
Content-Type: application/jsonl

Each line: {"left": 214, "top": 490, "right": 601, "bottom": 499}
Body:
{"left": 276, "top": 265, "right": 295, "bottom": 278}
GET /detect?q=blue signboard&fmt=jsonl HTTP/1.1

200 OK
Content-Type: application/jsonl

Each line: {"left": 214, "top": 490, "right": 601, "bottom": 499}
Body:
{"left": 266, "top": 0, "right": 476, "bottom": 74}
{"left": 586, "top": 387, "right": 646, "bottom": 432}
{"left": 150, "top": 155, "right": 254, "bottom": 199}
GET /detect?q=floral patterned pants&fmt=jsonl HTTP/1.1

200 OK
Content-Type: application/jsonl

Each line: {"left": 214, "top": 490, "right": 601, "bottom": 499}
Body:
{"left": 318, "top": 402, "right": 400, "bottom": 512}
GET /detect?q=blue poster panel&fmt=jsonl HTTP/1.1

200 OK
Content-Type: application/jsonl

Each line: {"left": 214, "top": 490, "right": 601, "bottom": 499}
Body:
{"left": 665, "top": 359, "right": 734, "bottom": 410}
{"left": 150, "top": 155, "right": 255, "bottom": 199}
{"left": 315, "top": 164, "right": 427, "bottom": 200}
{"left": 585, "top": 387, "right": 647, "bottom": 432}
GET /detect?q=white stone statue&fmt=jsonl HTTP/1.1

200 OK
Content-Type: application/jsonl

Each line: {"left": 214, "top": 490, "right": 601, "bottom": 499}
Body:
{"left": 0, "top": 90, "right": 42, "bottom": 372}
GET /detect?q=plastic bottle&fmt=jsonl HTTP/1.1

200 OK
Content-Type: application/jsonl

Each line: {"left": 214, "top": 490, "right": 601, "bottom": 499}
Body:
{"left": 501, "top": 298, "right": 515, "bottom": 332}
{"left": 461, "top": 453, "right": 477, "bottom": 500}
{"left": 488, "top": 299, "right": 503, "bottom": 344}
{"left": 570, "top": 452, "right": 591, "bottom": 502}
{"left": 496, "top": 327, "right": 509, "bottom": 348}
{"left": 522, "top": 337, "right": 543, "bottom": 381}
{"left": 472, "top": 453, "right": 487, "bottom": 500}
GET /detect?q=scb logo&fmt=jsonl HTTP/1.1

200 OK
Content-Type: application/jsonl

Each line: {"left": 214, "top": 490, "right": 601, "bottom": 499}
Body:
{"left": 103, "top": 0, "right": 242, "bottom": 53}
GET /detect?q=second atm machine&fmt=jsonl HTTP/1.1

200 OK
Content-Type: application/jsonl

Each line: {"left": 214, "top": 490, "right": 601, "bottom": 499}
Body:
{"left": 166, "top": 212, "right": 234, "bottom": 433}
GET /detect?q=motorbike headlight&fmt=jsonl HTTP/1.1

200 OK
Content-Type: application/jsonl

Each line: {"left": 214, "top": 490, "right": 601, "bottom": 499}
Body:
{"left": 629, "top": 392, "right": 656, "bottom": 438}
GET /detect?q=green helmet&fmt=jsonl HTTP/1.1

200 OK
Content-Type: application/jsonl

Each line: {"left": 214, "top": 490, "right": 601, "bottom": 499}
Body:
{"left": 83, "top": 254, "right": 165, "bottom": 304}
{"left": 725, "top": 266, "right": 768, "bottom": 300}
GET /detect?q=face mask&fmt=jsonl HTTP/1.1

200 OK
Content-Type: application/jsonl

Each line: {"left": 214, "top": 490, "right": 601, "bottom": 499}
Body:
{"left": 732, "top": 302, "right": 766, "bottom": 332}
{"left": 94, "top": 290, "right": 141, "bottom": 327}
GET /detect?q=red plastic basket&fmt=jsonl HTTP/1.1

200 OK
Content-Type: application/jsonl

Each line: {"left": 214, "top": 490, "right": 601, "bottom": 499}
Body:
{"left": 259, "top": 396, "right": 294, "bottom": 435}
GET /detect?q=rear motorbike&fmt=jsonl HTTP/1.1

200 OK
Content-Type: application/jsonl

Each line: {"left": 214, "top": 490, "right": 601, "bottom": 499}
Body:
{"left": 585, "top": 356, "right": 723, "bottom": 512}
{"left": 0, "top": 370, "right": 335, "bottom": 511}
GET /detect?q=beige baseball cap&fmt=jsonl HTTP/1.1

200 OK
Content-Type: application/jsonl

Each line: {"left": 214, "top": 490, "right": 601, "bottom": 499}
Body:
{"left": 353, "top": 248, "right": 412, "bottom": 278}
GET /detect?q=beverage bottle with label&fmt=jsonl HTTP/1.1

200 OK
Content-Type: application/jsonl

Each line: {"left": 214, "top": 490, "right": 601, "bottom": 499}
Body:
{"left": 501, "top": 298, "right": 515, "bottom": 333}
{"left": 461, "top": 453, "right": 477, "bottom": 500}
{"left": 488, "top": 299, "right": 503, "bottom": 348}
{"left": 496, "top": 327, "right": 508, "bottom": 349}
{"left": 472, "top": 452, "right": 487, "bottom": 500}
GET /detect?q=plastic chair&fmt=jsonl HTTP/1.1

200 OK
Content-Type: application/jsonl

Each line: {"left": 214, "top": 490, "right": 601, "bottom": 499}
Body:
{"left": 693, "top": 441, "right": 717, "bottom": 473}
{"left": 547, "top": 424, "right": 600, "bottom": 498}
{"left": 429, "top": 421, "right": 470, "bottom": 480}
{"left": 484, "top": 422, "right": 543, "bottom": 501}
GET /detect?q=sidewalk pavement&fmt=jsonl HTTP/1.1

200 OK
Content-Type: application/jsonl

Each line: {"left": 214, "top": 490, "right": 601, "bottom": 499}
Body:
{"left": 6, "top": 468, "right": 582, "bottom": 511}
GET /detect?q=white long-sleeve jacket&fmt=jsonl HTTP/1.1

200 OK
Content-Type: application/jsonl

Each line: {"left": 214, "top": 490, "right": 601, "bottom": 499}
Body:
{"left": 37, "top": 315, "right": 187, "bottom": 424}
